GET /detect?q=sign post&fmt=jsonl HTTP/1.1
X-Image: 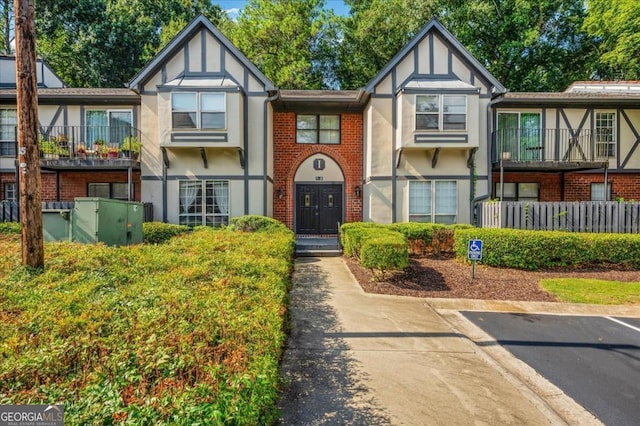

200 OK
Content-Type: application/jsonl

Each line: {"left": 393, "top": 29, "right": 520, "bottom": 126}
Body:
{"left": 467, "top": 239, "right": 483, "bottom": 280}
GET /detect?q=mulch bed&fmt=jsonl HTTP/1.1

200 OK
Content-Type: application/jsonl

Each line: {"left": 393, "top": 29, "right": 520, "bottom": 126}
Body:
{"left": 344, "top": 254, "right": 640, "bottom": 302}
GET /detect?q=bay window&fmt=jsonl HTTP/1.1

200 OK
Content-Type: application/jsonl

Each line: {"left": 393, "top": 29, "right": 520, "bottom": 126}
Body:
{"left": 172, "top": 92, "right": 226, "bottom": 129}
{"left": 416, "top": 95, "right": 466, "bottom": 131}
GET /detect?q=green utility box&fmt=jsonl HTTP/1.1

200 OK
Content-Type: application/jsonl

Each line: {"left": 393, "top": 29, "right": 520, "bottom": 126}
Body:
{"left": 42, "top": 209, "right": 71, "bottom": 242}
{"left": 71, "top": 198, "right": 143, "bottom": 246}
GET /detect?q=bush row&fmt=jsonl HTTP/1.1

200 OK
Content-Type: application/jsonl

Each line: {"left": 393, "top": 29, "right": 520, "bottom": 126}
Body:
{"left": 0, "top": 222, "right": 20, "bottom": 234}
{"left": 454, "top": 228, "right": 640, "bottom": 270}
{"left": 0, "top": 218, "right": 295, "bottom": 424}
{"left": 340, "top": 223, "right": 408, "bottom": 276}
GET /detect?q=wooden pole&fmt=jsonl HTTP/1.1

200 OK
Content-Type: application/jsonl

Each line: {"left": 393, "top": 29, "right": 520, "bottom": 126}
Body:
{"left": 14, "top": 0, "right": 43, "bottom": 269}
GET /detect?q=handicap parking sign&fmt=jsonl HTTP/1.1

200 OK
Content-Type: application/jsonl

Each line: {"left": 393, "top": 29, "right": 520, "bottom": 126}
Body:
{"left": 467, "top": 239, "right": 483, "bottom": 261}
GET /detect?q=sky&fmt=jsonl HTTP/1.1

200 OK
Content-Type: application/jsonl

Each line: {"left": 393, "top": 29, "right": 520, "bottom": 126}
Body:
{"left": 212, "top": 1, "right": 351, "bottom": 20}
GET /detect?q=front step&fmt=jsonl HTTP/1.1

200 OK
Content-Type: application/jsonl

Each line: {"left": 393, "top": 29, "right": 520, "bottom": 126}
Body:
{"left": 295, "top": 237, "right": 342, "bottom": 257}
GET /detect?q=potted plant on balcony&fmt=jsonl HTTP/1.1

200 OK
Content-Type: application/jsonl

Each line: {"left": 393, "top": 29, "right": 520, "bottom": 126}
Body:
{"left": 76, "top": 144, "right": 87, "bottom": 159}
{"left": 93, "top": 139, "right": 106, "bottom": 158}
{"left": 107, "top": 147, "right": 119, "bottom": 159}
{"left": 121, "top": 136, "right": 141, "bottom": 160}
{"left": 39, "top": 137, "right": 60, "bottom": 159}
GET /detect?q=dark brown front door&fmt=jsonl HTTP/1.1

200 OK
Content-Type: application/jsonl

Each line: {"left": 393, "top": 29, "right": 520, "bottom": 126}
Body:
{"left": 296, "top": 184, "right": 342, "bottom": 234}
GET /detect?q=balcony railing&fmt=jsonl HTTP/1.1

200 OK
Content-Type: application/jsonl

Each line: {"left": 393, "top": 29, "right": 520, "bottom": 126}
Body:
{"left": 0, "top": 125, "right": 142, "bottom": 161}
{"left": 492, "top": 128, "right": 610, "bottom": 164}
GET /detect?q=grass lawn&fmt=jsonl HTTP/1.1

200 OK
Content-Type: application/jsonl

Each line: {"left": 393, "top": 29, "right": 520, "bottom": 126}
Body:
{"left": 541, "top": 278, "right": 640, "bottom": 304}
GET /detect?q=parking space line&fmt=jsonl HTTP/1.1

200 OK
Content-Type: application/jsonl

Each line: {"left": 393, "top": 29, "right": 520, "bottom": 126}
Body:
{"left": 604, "top": 316, "right": 640, "bottom": 334}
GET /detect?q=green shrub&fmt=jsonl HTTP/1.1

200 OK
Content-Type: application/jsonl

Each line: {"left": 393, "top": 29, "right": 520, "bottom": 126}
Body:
{"left": 0, "top": 226, "right": 294, "bottom": 424}
{"left": 142, "top": 222, "right": 190, "bottom": 244}
{"left": 229, "top": 215, "right": 291, "bottom": 234}
{"left": 340, "top": 222, "right": 384, "bottom": 257}
{"left": 454, "top": 228, "right": 640, "bottom": 270}
{"left": 360, "top": 233, "right": 409, "bottom": 278}
{"left": 0, "top": 222, "right": 20, "bottom": 234}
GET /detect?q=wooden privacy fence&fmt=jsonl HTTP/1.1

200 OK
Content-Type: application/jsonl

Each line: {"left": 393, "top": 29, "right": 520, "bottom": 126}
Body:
{"left": 480, "top": 201, "right": 640, "bottom": 233}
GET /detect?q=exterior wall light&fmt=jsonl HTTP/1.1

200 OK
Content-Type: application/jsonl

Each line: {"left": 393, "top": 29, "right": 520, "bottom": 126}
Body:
{"left": 355, "top": 186, "right": 361, "bottom": 197}
{"left": 278, "top": 188, "right": 285, "bottom": 200}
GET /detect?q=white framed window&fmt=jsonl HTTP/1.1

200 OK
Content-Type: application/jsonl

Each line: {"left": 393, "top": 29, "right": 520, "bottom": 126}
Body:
{"left": 88, "top": 182, "right": 134, "bottom": 200}
{"left": 0, "top": 109, "right": 17, "bottom": 156}
{"left": 296, "top": 114, "right": 340, "bottom": 144}
{"left": 497, "top": 112, "right": 542, "bottom": 161}
{"left": 409, "top": 180, "right": 457, "bottom": 224}
{"left": 416, "top": 95, "right": 466, "bottom": 131}
{"left": 179, "top": 180, "right": 229, "bottom": 227}
{"left": 591, "top": 182, "right": 611, "bottom": 201}
{"left": 3, "top": 182, "right": 16, "bottom": 201}
{"left": 86, "top": 109, "right": 133, "bottom": 147}
{"left": 495, "top": 182, "right": 539, "bottom": 201}
{"left": 595, "top": 111, "right": 615, "bottom": 158}
{"left": 172, "top": 92, "right": 226, "bottom": 129}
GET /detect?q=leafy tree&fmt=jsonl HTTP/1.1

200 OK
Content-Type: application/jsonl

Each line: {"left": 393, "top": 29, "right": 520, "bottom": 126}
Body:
{"left": 228, "top": 0, "right": 334, "bottom": 89}
{"left": 0, "top": 0, "right": 12, "bottom": 54}
{"left": 337, "top": 0, "right": 595, "bottom": 91}
{"left": 35, "top": 0, "right": 227, "bottom": 87}
{"left": 583, "top": 0, "right": 640, "bottom": 80}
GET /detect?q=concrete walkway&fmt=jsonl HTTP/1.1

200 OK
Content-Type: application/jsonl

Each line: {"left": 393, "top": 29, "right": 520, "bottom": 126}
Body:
{"left": 277, "top": 257, "right": 603, "bottom": 425}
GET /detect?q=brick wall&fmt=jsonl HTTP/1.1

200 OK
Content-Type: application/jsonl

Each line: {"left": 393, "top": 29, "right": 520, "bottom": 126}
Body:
{"left": 0, "top": 170, "right": 140, "bottom": 201}
{"left": 274, "top": 112, "right": 363, "bottom": 231}
{"left": 492, "top": 171, "right": 640, "bottom": 201}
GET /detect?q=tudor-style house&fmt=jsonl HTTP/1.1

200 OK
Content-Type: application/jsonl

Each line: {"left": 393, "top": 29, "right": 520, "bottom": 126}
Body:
{"left": 2, "top": 15, "right": 640, "bottom": 232}
{"left": 0, "top": 56, "right": 141, "bottom": 204}
{"left": 491, "top": 81, "right": 640, "bottom": 202}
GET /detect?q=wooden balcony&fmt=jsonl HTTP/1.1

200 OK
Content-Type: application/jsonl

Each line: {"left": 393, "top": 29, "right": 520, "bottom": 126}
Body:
{"left": 1, "top": 125, "right": 142, "bottom": 170}
{"left": 492, "top": 128, "right": 609, "bottom": 171}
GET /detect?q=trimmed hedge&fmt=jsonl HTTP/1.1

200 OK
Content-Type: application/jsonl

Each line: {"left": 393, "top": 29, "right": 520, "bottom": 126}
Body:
{"left": 142, "top": 222, "right": 190, "bottom": 244}
{"left": 454, "top": 228, "right": 640, "bottom": 270}
{"left": 340, "top": 222, "right": 408, "bottom": 277}
{"left": 229, "top": 215, "right": 291, "bottom": 234}
{"left": 340, "top": 222, "right": 385, "bottom": 257}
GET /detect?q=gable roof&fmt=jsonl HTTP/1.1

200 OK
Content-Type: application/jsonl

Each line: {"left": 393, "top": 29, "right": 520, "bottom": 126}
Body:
{"left": 128, "top": 15, "right": 275, "bottom": 91}
{"left": 364, "top": 18, "right": 506, "bottom": 95}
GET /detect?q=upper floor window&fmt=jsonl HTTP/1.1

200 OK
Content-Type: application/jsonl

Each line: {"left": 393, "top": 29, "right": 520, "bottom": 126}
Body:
{"left": 296, "top": 114, "right": 340, "bottom": 144}
{"left": 0, "top": 109, "right": 17, "bottom": 156}
{"left": 172, "top": 92, "right": 226, "bottom": 130}
{"left": 86, "top": 110, "right": 132, "bottom": 146}
{"left": 416, "top": 95, "right": 466, "bottom": 131}
{"left": 595, "top": 111, "right": 615, "bottom": 158}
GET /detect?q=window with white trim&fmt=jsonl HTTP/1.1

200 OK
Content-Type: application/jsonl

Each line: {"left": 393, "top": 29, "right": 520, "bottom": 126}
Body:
{"left": 172, "top": 92, "right": 226, "bottom": 129}
{"left": 179, "top": 180, "right": 229, "bottom": 227}
{"left": 3, "top": 182, "right": 16, "bottom": 201}
{"left": 409, "top": 181, "right": 457, "bottom": 224}
{"left": 296, "top": 114, "right": 340, "bottom": 144}
{"left": 0, "top": 109, "right": 17, "bottom": 156}
{"left": 595, "top": 111, "right": 615, "bottom": 157}
{"left": 416, "top": 95, "right": 466, "bottom": 131}
{"left": 591, "top": 182, "right": 611, "bottom": 201}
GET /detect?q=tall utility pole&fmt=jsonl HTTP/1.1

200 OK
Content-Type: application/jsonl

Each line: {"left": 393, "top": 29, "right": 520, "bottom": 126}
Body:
{"left": 14, "top": 0, "right": 43, "bottom": 268}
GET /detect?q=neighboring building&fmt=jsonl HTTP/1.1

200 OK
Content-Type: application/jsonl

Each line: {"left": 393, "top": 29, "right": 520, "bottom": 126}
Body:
{"left": 2, "top": 17, "right": 640, "bottom": 231}
{"left": 0, "top": 56, "right": 141, "bottom": 204}
{"left": 492, "top": 82, "right": 640, "bottom": 202}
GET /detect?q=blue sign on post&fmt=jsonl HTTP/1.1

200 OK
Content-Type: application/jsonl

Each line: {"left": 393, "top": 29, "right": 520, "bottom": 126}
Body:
{"left": 468, "top": 239, "right": 483, "bottom": 261}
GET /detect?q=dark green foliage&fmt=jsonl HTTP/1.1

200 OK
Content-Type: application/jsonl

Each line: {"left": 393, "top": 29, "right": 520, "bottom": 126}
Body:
{"left": 454, "top": 228, "right": 640, "bottom": 270}
{"left": 0, "top": 222, "right": 20, "bottom": 234}
{"left": 229, "top": 215, "right": 292, "bottom": 234}
{"left": 360, "top": 234, "right": 409, "bottom": 274}
{"left": 339, "top": 222, "right": 385, "bottom": 257}
{"left": 0, "top": 226, "right": 294, "bottom": 423}
{"left": 142, "top": 222, "right": 189, "bottom": 244}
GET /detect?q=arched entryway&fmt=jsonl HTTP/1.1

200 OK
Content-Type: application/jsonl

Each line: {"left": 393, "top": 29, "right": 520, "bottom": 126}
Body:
{"left": 294, "top": 153, "right": 344, "bottom": 234}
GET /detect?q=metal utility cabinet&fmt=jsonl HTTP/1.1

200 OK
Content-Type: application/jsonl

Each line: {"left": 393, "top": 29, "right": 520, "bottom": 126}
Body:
{"left": 71, "top": 198, "right": 143, "bottom": 246}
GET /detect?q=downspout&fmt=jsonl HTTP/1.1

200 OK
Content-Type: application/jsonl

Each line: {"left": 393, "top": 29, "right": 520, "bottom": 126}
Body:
{"left": 263, "top": 89, "right": 279, "bottom": 216}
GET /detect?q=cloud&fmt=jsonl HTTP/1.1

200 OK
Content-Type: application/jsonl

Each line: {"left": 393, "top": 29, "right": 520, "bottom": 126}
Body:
{"left": 225, "top": 8, "right": 240, "bottom": 21}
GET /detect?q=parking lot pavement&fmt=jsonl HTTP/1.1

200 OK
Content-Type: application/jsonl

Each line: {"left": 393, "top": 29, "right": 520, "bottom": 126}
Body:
{"left": 461, "top": 312, "right": 640, "bottom": 426}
